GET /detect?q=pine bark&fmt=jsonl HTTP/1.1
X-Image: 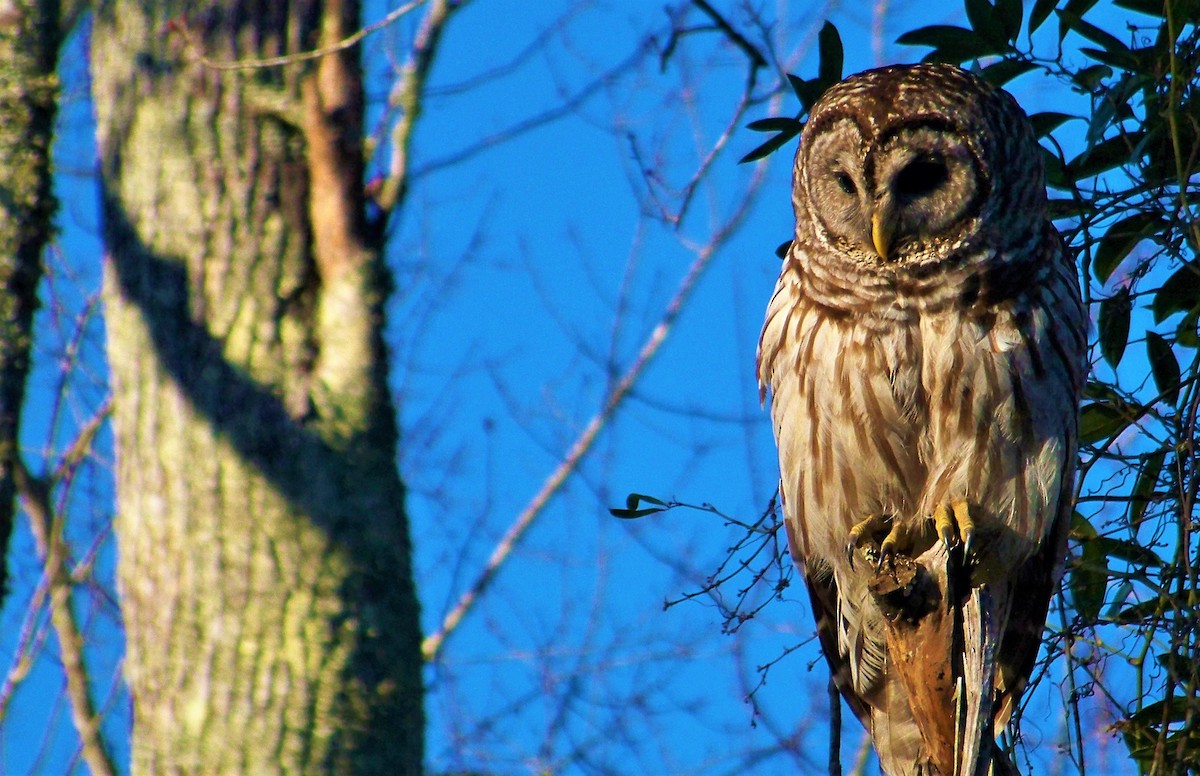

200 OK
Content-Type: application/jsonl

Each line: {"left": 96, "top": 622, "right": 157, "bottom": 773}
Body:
{"left": 0, "top": 0, "right": 59, "bottom": 600}
{"left": 91, "top": 2, "right": 423, "bottom": 771}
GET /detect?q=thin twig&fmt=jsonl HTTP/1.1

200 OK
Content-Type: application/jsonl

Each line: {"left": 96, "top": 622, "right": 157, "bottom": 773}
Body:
{"left": 174, "top": 0, "right": 429, "bottom": 71}
{"left": 410, "top": 37, "right": 655, "bottom": 182}
{"left": 422, "top": 163, "right": 769, "bottom": 661}
{"left": 690, "top": 1, "right": 767, "bottom": 70}
{"left": 16, "top": 409, "right": 115, "bottom": 776}
{"left": 422, "top": 244, "right": 714, "bottom": 662}
{"left": 377, "top": 0, "right": 460, "bottom": 214}
{"left": 0, "top": 572, "right": 51, "bottom": 721}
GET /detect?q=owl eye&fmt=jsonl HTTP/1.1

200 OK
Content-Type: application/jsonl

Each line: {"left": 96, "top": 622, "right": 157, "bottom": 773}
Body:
{"left": 895, "top": 159, "right": 948, "bottom": 198}
{"left": 834, "top": 171, "right": 857, "bottom": 195}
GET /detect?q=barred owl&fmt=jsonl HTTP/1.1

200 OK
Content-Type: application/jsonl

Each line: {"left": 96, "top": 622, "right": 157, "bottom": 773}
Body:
{"left": 757, "top": 64, "right": 1085, "bottom": 775}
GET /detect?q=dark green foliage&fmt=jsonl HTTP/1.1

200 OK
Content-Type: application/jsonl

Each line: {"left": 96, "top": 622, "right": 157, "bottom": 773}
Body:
{"left": 739, "top": 22, "right": 842, "bottom": 163}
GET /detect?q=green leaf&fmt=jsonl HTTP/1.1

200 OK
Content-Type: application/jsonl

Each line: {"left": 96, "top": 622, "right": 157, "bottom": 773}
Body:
{"left": 1071, "top": 63, "right": 1113, "bottom": 91}
{"left": 1047, "top": 197, "right": 1084, "bottom": 220}
{"left": 628, "top": 493, "right": 666, "bottom": 507}
{"left": 1029, "top": 0, "right": 1059, "bottom": 33}
{"left": 1066, "top": 131, "right": 1146, "bottom": 179}
{"left": 1114, "top": 591, "right": 1198, "bottom": 624}
{"left": 1029, "top": 111, "right": 1075, "bottom": 138}
{"left": 610, "top": 507, "right": 665, "bottom": 519}
{"left": 1176, "top": 308, "right": 1199, "bottom": 348}
{"left": 1155, "top": 650, "right": 1194, "bottom": 682}
{"left": 896, "top": 25, "right": 1006, "bottom": 61}
{"left": 1128, "top": 449, "right": 1164, "bottom": 531}
{"left": 1092, "top": 212, "right": 1168, "bottom": 283}
{"left": 610, "top": 492, "right": 669, "bottom": 519}
{"left": 1097, "top": 289, "right": 1131, "bottom": 367}
{"left": 979, "top": 58, "right": 1036, "bottom": 86}
{"left": 1091, "top": 537, "right": 1163, "bottom": 568}
{"left": 1112, "top": 0, "right": 1166, "bottom": 15}
{"left": 747, "top": 116, "right": 803, "bottom": 132}
{"left": 1070, "top": 513, "right": 1107, "bottom": 622}
{"left": 1070, "top": 509, "right": 1098, "bottom": 539}
{"left": 740, "top": 126, "right": 801, "bottom": 163}
{"left": 1040, "top": 145, "right": 1070, "bottom": 189}
{"left": 1086, "top": 74, "right": 1153, "bottom": 143}
{"left": 1104, "top": 579, "right": 1134, "bottom": 620}
{"left": 1078, "top": 400, "right": 1134, "bottom": 444}
{"left": 787, "top": 73, "right": 825, "bottom": 113}
{"left": 1153, "top": 261, "right": 1200, "bottom": 322}
{"left": 1057, "top": 0, "right": 1102, "bottom": 41}
{"left": 995, "top": 0, "right": 1024, "bottom": 40}
{"left": 1146, "top": 331, "right": 1181, "bottom": 405}
{"left": 1078, "top": 45, "right": 1139, "bottom": 71}
{"left": 965, "top": 0, "right": 1009, "bottom": 46}
{"left": 1084, "top": 379, "right": 1121, "bottom": 401}
{"left": 1127, "top": 695, "right": 1194, "bottom": 726}
{"left": 817, "top": 22, "right": 844, "bottom": 86}
{"left": 1115, "top": 0, "right": 1200, "bottom": 17}
{"left": 1057, "top": 10, "right": 1131, "bottom": 55}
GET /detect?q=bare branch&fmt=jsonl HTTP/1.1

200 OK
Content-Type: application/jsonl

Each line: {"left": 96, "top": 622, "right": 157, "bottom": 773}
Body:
{"left": 377, "top": 0, "right": 462, "bottom": 214}
{"left": 422, "top": 161, "right": 771, "bottom": 662}
{"left": 15, "top": 410, "right": 115, "bottom": 776}
{"left": 173, "top": 0, "right": 431, "bottom": 71}
{"left": 690, "top": 0, "right": 767, "bottom": 71}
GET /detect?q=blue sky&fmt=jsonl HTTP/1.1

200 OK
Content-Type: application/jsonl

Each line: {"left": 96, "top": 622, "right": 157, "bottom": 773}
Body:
{"left": 0, "top": 1, "right": 1168, "bottom": 773}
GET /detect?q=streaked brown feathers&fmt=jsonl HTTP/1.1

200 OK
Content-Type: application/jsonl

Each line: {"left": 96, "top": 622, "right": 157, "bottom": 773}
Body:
{"left": 758, "top": 63, "right": 1085, "bottom": 775}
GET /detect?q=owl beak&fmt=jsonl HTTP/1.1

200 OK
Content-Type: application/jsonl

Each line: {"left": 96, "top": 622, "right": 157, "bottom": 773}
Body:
{"left": 871, "top": 209, "right": 897, "bottom": 261}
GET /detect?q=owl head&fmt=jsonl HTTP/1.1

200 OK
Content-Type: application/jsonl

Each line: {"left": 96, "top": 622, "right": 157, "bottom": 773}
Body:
{"left": 794, "top": 63, "right": 1046, "bottom": 271}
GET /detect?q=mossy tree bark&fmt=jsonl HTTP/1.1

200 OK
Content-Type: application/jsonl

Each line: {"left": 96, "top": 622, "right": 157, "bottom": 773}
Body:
{"left": 91, "top": 1, "right": 424, "bottom": 771}
{"left": 0, "top": 0, "right": 60, "bottom": 601}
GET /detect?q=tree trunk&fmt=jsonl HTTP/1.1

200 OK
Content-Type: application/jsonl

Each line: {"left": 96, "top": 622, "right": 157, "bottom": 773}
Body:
{"left": 91, "top": 2, "right": 424, "bottom": 771}
{"left": 0, "top": 0, "right": 60, "bottom": 601}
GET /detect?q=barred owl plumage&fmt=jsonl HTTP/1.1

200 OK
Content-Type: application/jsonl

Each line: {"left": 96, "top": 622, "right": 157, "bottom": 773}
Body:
{"left": 757, "top": 64, "right": 1085, "bottom": 775}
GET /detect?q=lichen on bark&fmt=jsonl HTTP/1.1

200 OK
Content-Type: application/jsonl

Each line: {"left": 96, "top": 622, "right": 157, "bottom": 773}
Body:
{"left": 92, "top": 2, "right": 423, "bottom": 771}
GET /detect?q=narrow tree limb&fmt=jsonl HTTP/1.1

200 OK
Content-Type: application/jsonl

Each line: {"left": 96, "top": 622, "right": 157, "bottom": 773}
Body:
{"left": 179, "top": 0, "right": 431, "bottom": 71}
{"left": 377, "top": 0, "right": 461, "bottom": 214}
{"left": 422, "top": 162, "right": 767, "bottom": 661}
{"left": 15, "top": 447, "right": 115, "bottom": 776}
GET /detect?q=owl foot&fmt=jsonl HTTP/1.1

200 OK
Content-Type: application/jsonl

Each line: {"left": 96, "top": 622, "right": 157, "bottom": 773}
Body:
{"left": 846, "top": 513, "right": 885, "bottom": 567}
{"left": 933, "top": 501, "right": 975, "bottom": 556}
{"left": 848, "top": 504, "right": 974, "bottom": 571}
{"left": 846, "top": 513, "right": 918, "bottom": 571}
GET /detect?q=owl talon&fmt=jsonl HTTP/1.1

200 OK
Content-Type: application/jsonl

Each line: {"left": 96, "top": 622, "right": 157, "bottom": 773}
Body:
{"left": 933, "top": 501, "right": 974, "bottom": 557}
{"left": 846, "top": 513, "right": 891, "bottom": 568}
{"left": 876, "top": 520, "right": 915, "bottom": 572}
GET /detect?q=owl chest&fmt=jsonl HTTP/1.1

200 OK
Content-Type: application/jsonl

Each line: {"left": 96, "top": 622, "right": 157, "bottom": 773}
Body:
{"left": 785, "top": 309, "right": 1017, "bottom": 516}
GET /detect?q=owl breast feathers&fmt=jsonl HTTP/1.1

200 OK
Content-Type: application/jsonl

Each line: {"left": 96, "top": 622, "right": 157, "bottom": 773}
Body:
{"left": 757, "top": 63, "right": 1085, "bottom": 776}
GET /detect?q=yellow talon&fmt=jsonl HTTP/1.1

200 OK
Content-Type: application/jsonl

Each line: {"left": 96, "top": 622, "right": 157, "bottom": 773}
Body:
{"left": 933, "top": 501, "right": 974, "bottom": 554}
{"left": 849, "top": 502, "right": 976, "bottom": 574}
{"left": 846, "top": 513, "right": 891, "bottom": 567}
{"left": 877, "top": 520, "right": 916, "bottom": 569}
{"left": 847, "top": 513, "right": 922, "bottom": 571}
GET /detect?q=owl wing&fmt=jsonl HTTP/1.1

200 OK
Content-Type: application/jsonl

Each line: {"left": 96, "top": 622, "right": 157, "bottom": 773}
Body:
{"left": 786, "top": 523, "right": 930, "bottom": 774}
{"left": 993, "top": 482, "right": 1071, "bottom": 730}
{"left": 991, "top": 234, "right": 1083, "bottom": 731}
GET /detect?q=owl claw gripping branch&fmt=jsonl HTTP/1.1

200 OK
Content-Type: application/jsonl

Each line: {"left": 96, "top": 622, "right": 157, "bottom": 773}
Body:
{"left": 757, "top": 63, "right": 1085, "bottom": 776}
{"left": 846, "top": 500, "right": 975, "bottom": 575}
{"left": 843, "top": 513, "right": 918, "bottom": 572}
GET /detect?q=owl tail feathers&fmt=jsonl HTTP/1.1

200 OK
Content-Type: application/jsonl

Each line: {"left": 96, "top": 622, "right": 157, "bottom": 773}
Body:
{"left": 869, "top": 544, "right": 1019, "bottom": 776}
